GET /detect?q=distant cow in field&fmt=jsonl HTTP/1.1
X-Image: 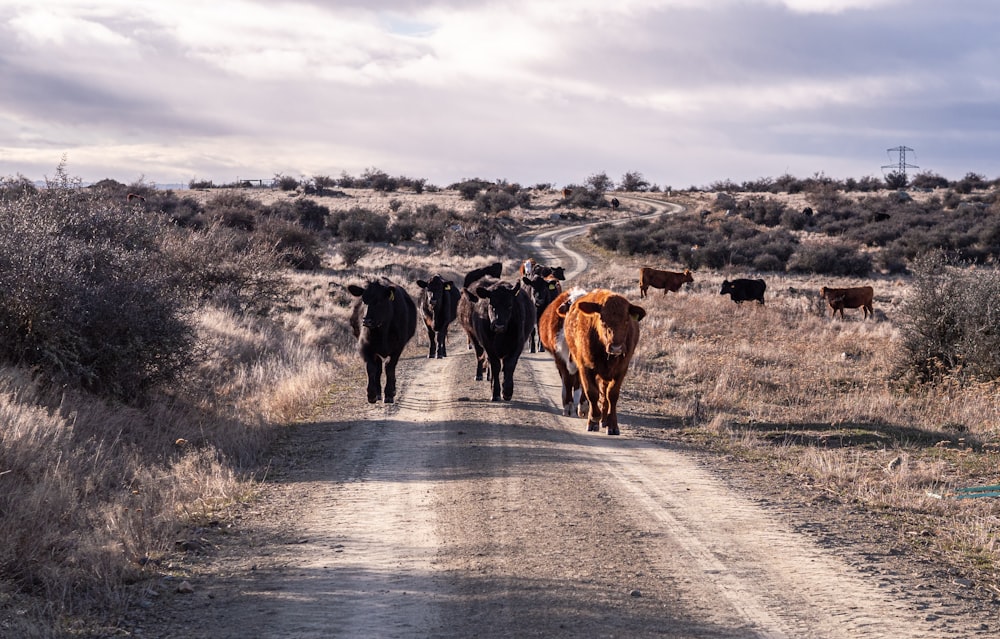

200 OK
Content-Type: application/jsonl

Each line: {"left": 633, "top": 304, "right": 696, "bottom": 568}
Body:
{"left": 126, "top": 193, "right": 146, "bottom": 203}
{"left": 561, "top": 289, "right": 646, "bottom": 435}
{"left": 539, "top": 288, "right": 589, "bottom": 417}
{"left": 639, "top": 267, "right": 693, "bottom": 298}
{"left": 561, "top": 188, "right": 573, "bottom": 200}
{"left": 458, "top": 277, "right": 534, "bottom": 401}
{"left": 720, "top": 278, "right": 766, "bottom": 305}
{"left": 348, "top": 278, "right": 417, "bottom": 403}
{"left": 521, "top": 272, "right": 563, "bottom": 353}
{"left": 821, "top": 285, "right": 874, "bottom": 320}
{"left": 462, "top": 262, "right": 502, "bottom": 289}
{"left": 416, "top": 274, "right": 461, "bottom": 358}
{"left": 611, "top": 197, "right": 620, "bottom": 210}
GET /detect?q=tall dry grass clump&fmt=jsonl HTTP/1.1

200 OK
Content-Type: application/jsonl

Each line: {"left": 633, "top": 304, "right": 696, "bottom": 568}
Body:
{"left": 0, "top": 172, "right": 357, "bottom": 634}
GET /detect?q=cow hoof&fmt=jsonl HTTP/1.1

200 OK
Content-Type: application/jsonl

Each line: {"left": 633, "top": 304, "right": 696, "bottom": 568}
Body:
{"left": 491, "top": 396, "right": 502, "bottom": 402}
{"left": 384, "top": 396, "right": 394, "bottom": 404}
{"left": 503, "top": 393, "right": 513, "bottom": 401}
{"left": 587, "top": 423, "right": 599, "bottom": 432}
{"left": 607, "top": 427, "right": 620, "bottom": 436}
{"left": 367, "top": 396, "right": 379, "bottom": 404}
{"left": 475, "top": 374, "right": 484, "bottom": 381}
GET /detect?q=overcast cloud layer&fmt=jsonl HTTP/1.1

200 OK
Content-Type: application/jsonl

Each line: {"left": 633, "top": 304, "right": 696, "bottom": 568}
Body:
{"left": 1, "top": 0, "right": 997, "bottom": 188}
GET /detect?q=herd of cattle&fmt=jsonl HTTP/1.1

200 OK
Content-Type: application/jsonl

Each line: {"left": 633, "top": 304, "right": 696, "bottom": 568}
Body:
{"left": 347, "top": 262, "right": 876, "bottom": 435}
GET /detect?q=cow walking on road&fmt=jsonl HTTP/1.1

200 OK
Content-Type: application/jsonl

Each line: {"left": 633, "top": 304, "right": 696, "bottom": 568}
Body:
{"left": 561, "top": 289, "right": 646, "bottom": 435}
{"left": 539, "top": 288, "right": 589, "bottom": 417}
{"left": 458, "top": 277, "right": 534, "bottom": 401}
{"left": 521, "top": 272, "right": 563, "bottom": 353}
{"left": 348, "top": 278, "right": 417, "bottom": 404}
{"left": 416, "top": 275, "right": 460, "bottom": 358}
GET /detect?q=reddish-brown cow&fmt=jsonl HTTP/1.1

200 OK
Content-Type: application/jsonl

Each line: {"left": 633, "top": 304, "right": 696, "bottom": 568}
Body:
{"left": 638, "top": 267, "right": 693, "bottom": 298}
{"left": 820, "top": 285, "right": 874, "bottom": 320}
{"left": 539, "top": 288, "right": 588, "bottom": 417}
{"left": 561, "top": 289, "right": 646, "bottom": 435}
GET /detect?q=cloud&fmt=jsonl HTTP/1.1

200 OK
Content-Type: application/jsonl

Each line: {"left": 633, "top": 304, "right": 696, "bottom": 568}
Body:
{"left": 0, "top": 0, "right": 999, "bottom": 187}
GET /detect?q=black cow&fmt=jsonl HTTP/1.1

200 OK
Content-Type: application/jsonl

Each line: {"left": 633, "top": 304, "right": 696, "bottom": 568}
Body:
{"left": 463, "top": 262, "right": 503, "bottom": 289}
{"left": 416, "top": 275, "right": 460, "bottom": 358}
{"left": 521, "top": 273, "right": 562, "bottom": 353}
{"left": 458, "top": 278, "right": 534, "bottom": 401}
{"left": 611, "top": 197, "right": 620, "bottom": 210}
{"left": 348, "top": 278, "right": 417, "bottom": 403}
{"left": 720, "top": 278, "right": 766, "bottom": 305}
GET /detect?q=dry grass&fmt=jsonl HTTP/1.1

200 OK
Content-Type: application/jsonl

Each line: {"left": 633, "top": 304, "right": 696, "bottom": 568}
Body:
{"left": 4, "top": 185, "right": 1000, "bottom": 634}
{"left": 567, "top": 242, "right": 1000, "bottom": 587}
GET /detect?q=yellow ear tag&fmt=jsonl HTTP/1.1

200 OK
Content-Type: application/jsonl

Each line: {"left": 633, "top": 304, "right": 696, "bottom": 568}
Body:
{"left": 548, "top": 283, "right": 556, "bottom": 290}
{"left": 445, "top": 284, "right": 451, "bottom": 290}
{"left": 389, "top": 291, "right": 395, "bottom": 301}
{"left": 630, "top": 313, "right": 640, "bottom": 321}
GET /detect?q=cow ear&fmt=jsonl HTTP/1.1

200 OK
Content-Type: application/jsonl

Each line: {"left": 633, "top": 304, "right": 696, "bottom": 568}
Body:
{"left": 348, "top": 284, "right": 365, "bottom": 297}
{"left": 629, "top": 305, "right": 647, "bottom": 322}
{"left": 576, "top": 301, "right": 602, "bottom": 316}
{"left": 476, "top": 286, "right": 491, "bottom": 299}
{"left": 417, "top": 280, "right": 428, "bottom": 289}
{"left": 463, "top": 289, "right": 479, "bottom": 302}
{"left": 521, "top": 276, "right": 532, "bottom": 287}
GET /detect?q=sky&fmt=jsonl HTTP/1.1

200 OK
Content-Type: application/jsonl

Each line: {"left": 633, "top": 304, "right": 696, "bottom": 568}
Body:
{"left": 1, "top": 0, "right": 998, "bottom": 190}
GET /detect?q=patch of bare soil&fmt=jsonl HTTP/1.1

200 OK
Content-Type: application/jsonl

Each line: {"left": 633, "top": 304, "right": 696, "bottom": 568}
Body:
{"left": 125, "top": 200, "right": 998, "bottom": 638}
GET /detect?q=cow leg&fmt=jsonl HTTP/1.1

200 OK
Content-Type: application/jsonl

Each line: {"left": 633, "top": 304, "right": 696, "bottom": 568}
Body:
{"left": 580, "top": 370, "right": 601, "bottom": 431}
{"left": 365, "top": 358, "right": 383, "bottom": 403}
{"left": 472, "top": 343, "right": 486, "bottom": 381}
{"left": 437, "top": 331, "right": 448, "bottom": 358}
{"left": 500, "top": 354, "right": 520, "bottom": 401}
{"left": 384, "top": 354, "right": 401, "bottom": 403}
{"left": 425, "top": 326, "right": 436, "bottom": 358}
{"left": 603, "top": 378, "right": 622, "bottom": 436}
{"left": 489, "top": 357, "right": 503, "bottom": 401}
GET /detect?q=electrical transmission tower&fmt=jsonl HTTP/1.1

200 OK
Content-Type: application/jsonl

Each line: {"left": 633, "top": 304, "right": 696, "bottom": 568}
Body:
{"left": 881, "top": 146, "right": 919, "bottom": 181}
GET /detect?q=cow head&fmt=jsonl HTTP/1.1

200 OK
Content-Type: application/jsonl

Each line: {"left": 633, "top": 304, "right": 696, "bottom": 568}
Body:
{"left": 418, "top": 275, "right": 454, "bottom": 311}
{"left": 521, "top": 274, "right": 561, "bottom": 312}
{"left": 475, "top": 281, "right": 522, "bottom": 334}
{"left": 575, "top": 296, "right": 646, "bottom": 357}
{"left": 348, "top": 280, "right": 396, "bottom": 328}
{"left": 683, "top": 269, "right": 694, "bottom": 284}
{"left": 720, "top": 280, "right": 732, "bottom": 296}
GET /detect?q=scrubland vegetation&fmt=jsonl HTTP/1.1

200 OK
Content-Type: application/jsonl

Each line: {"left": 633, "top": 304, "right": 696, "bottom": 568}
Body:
{"left": 1, "top": 165, "right": 1000, "bottom": 634}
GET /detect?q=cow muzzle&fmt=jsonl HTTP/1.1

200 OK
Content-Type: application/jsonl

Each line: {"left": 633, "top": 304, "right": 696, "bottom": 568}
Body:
{"left": 491, "top": 321, "right": 507, "bottom": 333}
{"left": 607, "top": 343, "right": 625, "bottom": 357}
{"left": 362, "top": 318, "right": 382, "bottom": 328}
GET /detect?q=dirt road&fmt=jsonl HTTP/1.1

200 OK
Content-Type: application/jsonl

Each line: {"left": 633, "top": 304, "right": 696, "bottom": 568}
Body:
{"left": 131, "top": 200, "right": 991, "bottom": 638}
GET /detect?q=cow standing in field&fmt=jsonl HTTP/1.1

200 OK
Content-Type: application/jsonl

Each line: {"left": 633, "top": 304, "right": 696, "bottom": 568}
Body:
{"left": 348, "top": 278, "right": 417, "bottom": 404}
{"left": 458, "top": 277, "right": 534, "bottom": 401}
{"left": 416, "top": 274, "right": 461, "bottom": 358}
{"left": 539, "top": 288, "right": 589, "bottom": 417}
{"left": 521, "top": 272, "right": 563, "bottom": 353}
{"left": 639, "top": 267, "right": 693, "bottom": 298}
{"left": 821, "top": 285, "right": 874, "bottom": 320}
{"left": 561, "top": 289, "right": 646, "bottom": 435}
{"left": 720, "top": 278, "right": 767, "bottom": 305}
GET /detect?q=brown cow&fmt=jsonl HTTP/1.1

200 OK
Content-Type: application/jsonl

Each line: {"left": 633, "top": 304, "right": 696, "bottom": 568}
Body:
{"left": 820, "top": 286, "right": 874, "bottom": 320}
{"left": 561, "top": 188, "right": 572, "bottom": 200}
{"left": 539, "top": 288, "right": 588, "bottom": 417}
{"left": 638, "top": 267, "right": 693, "bottom": 298}
{"left": 561, "top": 289, "right": 646, "bottom": 435}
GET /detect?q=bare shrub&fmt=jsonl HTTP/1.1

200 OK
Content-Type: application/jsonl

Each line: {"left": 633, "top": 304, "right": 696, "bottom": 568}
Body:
{"left": 896, "top": 252, "right": 1000, "bottom": 382}
{"left": 0, "top": 184, "right": 195, "bottom": 399}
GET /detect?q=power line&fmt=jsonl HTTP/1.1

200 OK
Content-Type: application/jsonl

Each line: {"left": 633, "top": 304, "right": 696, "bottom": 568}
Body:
{"left": 881, "top": 146, "right": 919, "bottom": 179}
